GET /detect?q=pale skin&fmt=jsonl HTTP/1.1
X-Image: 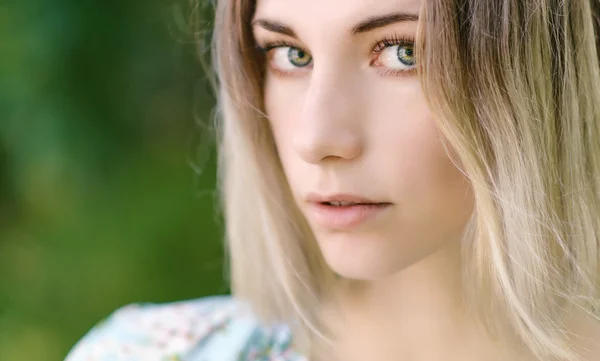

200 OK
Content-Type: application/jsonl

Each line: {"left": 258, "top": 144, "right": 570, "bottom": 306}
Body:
{"left": 251, "top": 0, "right": 600, "bottom": 360}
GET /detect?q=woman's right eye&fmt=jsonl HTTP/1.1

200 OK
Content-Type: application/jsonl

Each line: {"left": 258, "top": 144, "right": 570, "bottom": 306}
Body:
{"left": 269, "top": 46, "right": 313, "bottom": 72}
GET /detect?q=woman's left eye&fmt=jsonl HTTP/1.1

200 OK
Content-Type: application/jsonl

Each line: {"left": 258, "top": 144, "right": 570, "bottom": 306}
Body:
{"left": 373, "top": 44, "right": 416, "bottom": 71}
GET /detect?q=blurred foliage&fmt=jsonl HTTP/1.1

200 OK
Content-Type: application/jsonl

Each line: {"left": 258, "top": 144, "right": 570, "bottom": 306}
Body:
{"left": 0, "top": 0, "right": 226, "bottom": 360}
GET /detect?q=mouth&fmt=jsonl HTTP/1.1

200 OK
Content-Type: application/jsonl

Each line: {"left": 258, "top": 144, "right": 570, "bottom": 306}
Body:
{"left": 320, "top": 200, "right": 391, "bottom": 207}
{"left": 307, "top": 199, "right": 393, "bottom": 229}
{"left": 306, "top": 192, "right": 390, "bottom": 206}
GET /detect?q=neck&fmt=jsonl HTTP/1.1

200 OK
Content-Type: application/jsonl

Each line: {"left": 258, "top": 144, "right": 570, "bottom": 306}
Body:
{"left": 322, "top": 241, "right": 536, "bottom": 361}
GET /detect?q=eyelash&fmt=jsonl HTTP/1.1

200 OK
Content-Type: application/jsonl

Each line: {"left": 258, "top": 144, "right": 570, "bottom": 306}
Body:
{"left": 256, "top": 34, "right": 417, "bottom": 78}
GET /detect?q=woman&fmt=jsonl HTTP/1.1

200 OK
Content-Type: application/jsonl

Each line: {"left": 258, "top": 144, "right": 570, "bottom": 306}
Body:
{"left": 65, "top": 0, "right": 600, "bottom": 360}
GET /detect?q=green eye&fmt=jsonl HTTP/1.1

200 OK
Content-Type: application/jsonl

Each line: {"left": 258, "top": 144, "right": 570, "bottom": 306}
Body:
{"left": 375, "top": 44, "right": 417, "bottom": 73}
{"left": 397, "top": 45, "right": 415, "bottom": 66}
{"left": 288, "top": 48, "right": 312, "bottom": 67}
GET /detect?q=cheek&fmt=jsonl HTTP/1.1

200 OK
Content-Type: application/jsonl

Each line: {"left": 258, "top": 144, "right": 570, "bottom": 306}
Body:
{"left": 372, "top": 92, "right": 474, "bottom": 234}
{"left": 381, "top": 113, "right": 465, "bottom": 197}
{"left": 265, "top": 79, "right": 290, "bottom": 144}
{"left": 264, "top": 80, "right": 305, "bottom": 169}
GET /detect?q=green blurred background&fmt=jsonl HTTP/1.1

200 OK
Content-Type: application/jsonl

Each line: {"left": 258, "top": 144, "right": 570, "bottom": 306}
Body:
{"left": 0, "top": 1, "right": 227, "bottom": 360}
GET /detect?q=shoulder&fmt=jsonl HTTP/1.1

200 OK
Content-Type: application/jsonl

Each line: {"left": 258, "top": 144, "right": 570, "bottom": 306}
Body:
{"left": 64, "top": 295, "right": 306, "bottom": 361}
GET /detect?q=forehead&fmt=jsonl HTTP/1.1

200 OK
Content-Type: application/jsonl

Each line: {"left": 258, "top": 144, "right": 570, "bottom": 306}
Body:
{"left": 254, "top": 0, "right": 422, "bottom": 33}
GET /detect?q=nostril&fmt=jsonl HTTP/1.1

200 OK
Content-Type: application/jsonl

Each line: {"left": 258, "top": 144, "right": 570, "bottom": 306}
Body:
{"left": 293, "top": 131, "right": 364, "bottom": 164}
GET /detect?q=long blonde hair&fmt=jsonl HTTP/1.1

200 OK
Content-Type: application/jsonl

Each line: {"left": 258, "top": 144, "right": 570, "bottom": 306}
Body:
{"left": 209, "top": 0, "right": 600, "bottom": 360}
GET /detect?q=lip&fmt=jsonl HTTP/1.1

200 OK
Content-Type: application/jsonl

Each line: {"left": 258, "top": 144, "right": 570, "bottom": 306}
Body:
{"left": 306, "top": 192, "right": 385, "bottom": 204}
{"left": 305, "top": 193, "right": 392, "bottom": 229}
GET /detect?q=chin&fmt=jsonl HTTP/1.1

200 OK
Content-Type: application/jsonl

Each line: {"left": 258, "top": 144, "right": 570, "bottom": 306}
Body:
{"left": 316, "top": 231, "right": 410, "bottom": 281}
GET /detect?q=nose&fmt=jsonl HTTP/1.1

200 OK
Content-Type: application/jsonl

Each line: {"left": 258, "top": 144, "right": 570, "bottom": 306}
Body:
{"left": 292, "top": 64, "right": 365, "bottom": 164}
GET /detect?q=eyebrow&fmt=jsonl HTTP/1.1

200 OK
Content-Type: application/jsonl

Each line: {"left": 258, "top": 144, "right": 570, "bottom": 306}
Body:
{"left": 251, "top": 12, "right": 419, "bottom": 38}
{"left": 352, "top": 13, "right": 419, "bottom": 34}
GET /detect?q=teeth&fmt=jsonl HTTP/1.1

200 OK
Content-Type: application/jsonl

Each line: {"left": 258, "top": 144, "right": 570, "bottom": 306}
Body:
{"left": 328, "top": 201, "right": 357, "bottom": 206}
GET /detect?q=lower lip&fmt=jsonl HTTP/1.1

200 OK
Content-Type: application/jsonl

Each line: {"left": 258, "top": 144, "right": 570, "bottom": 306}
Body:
{"left": 308, "top": 202, "right": 392, "bottom": 229}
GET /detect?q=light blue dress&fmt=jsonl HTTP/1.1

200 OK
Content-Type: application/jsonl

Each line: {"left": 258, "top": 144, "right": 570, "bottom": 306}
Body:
{"left": 65, "top": 295, "right": 307, "bottom": 361}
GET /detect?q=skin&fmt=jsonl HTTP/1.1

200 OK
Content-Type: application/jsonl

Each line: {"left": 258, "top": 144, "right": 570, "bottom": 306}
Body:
{"left": 251, "top": 0, "right": 600, "bottom": 360}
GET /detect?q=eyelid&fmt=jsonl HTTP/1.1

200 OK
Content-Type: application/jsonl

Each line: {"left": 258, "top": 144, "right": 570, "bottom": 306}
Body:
{"left": 256, "top": 39, "right": 309, "bottom": 54}
{"left": 370, "top": 34, "right": 415, "bottom": 57}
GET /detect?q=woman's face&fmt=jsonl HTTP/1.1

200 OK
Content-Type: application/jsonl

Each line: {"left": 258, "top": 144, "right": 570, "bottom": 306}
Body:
{"left": 252, "top": 0, "right": 474, "bottom": 280}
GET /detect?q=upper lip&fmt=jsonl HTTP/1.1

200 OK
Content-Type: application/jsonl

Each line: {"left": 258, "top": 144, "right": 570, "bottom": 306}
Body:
{"left": 306, "top": 192, "right": 389, "bottom": 204}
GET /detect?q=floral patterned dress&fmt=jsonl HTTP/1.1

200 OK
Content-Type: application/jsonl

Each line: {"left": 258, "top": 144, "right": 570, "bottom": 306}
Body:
{"left": 65, "top": 295, "right": 307, "bottom": 361}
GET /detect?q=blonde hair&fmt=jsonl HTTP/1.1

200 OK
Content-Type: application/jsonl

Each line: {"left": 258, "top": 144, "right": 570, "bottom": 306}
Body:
{"left": 208, "top": 0, "right": 600, "bottom": 360}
